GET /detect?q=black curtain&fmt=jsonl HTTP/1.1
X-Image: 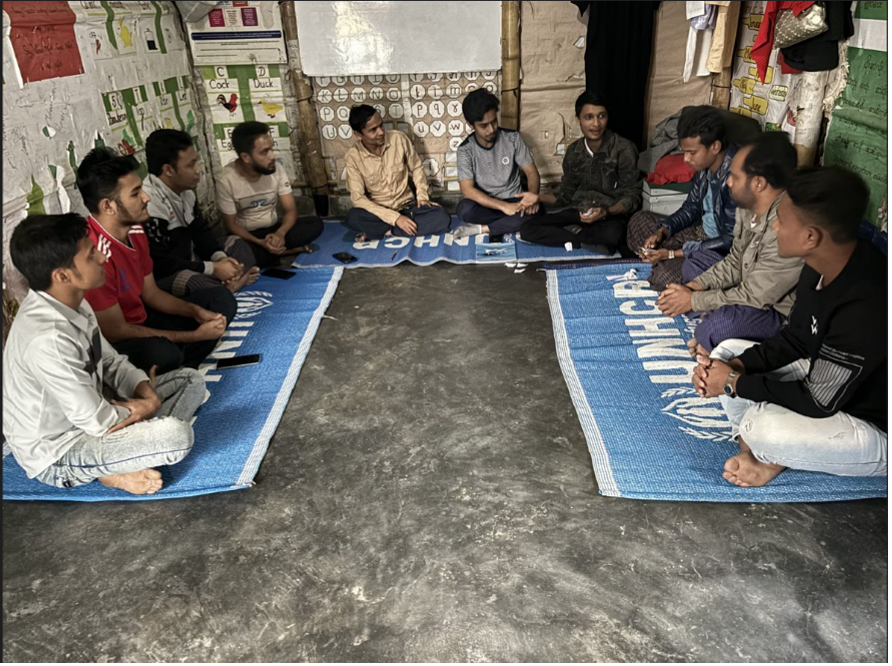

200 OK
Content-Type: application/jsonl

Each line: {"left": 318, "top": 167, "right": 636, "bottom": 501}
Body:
{"left": 571, "top": 1, "right": 661, "bottom": 150}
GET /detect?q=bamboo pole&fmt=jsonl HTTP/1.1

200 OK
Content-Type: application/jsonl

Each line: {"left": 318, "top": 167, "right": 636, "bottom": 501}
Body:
{"left": 280, "top": 1, "right": 329, "bottom": 195}
{"left": 501, "top": 1, "right": 520, "bottom": 130}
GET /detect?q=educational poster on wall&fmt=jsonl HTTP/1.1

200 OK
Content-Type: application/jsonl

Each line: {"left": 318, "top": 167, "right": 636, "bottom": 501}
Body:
{"left": 729, "top": 1, "right": 797, "bottom": 134}
{"left": 72, "top": 1, "right": 185, "bottom": 61}
{"left": 187, "top": 1, "right": 286, "bottom": 65}
{"left": 823, "top": 2, "right": 888, "bottom": 229}
{"left": 200, "top": 63, "right": 295, "bottom": 175}
{"left": 101, "top": 85, "right": 152, "bottom": 156}
{"left": 313, "top": 71, "right": 499, "bottom": 159}
{"left": 3, "top": 0, "right": 200, "bottom": 304}
{"left": 153, "top": 75, "right": 199, "bottom": 137}
{"left": 4, "top": 1, "right": 84, "bottom": 84}
{"left": 73, "top": 0, "right": 137, "bottom": 58}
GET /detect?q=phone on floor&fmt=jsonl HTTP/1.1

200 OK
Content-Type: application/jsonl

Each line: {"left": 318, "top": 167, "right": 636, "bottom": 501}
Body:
{"left": 261, "top": 268, "right": 296, "bottom": 280}
{"left": 333, "top": 252, "right": 358, "bottom": 264}
{"left": 215, "top": 354, "right": 262, "bottom": 369}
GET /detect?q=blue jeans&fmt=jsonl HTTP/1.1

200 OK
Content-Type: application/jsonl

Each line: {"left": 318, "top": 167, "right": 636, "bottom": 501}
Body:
{"left": 712, "top": 339, "right": 887, "bottom": 477}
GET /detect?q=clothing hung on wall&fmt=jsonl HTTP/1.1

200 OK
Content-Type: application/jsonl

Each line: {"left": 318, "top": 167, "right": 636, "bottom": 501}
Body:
{"left": 780, "top": 1, "right": 854, "bottom": 72}
{"left": 570, "top": 1, "right": 662, "bottom": 150}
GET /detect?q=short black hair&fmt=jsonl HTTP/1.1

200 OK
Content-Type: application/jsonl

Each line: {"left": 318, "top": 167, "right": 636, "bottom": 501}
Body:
{"left": 231, "top": 121, "right": 270, "bottom": 157}
{"left": 575, "top": 90, "right": 608, "bottom": 117}
{"left": 349, "top": 104, "right": 378, "bottom": 132}
{"left": 678, "top": 106, "right": 727, "bottom": 150}
{"left": 462, "top": 88, "right": 500, "bottom": 125}
{"left": 741, "top": 131, "right": 797, "bottom": 189}
{"left": 76, "top": 147, "right": 140, "bottom": 214}
{"left": 146, "top": 129, "right": 194, "bottom": 176}
{"left": 787, "top": 166, "right": 869, "bottom": 243}
{"left": 10, "top": 213, "right": 89, "bottom": 292}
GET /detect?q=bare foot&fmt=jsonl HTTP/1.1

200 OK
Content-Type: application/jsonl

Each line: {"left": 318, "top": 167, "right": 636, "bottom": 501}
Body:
{"left": 226, "top": 267, "right": 261, "bottom": 293}
{"left": 282, "top": 244, "right": 313, "bottom": 256}
{"left": 99, "top": 468, "right": 163, "bottom": 495}
{"left": 723, "top": 452, "right": 786, "bottom": 487}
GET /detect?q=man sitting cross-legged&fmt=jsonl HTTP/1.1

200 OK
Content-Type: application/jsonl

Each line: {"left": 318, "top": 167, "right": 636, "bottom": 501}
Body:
{"left": 627, "top": 106, "right": 738, "bottom": 291}
{"left": 453, "top": 88, "right": 545, "bottom": 240}
{"left": 77, "top": 147, "right": 237, "bottom": 375}
{"left": 143, "top": 129, "right": 259, "bottom": 296}
{"left": 343, "top": 104, "right": 450, "bottom": 241}
{"left": 217, "top": 121, "right": 324, "bottom": 267}
{"left": 3, "top": 214, "right": 207, "bottom": 495}
{"left": 692, "top": 167, "right": 887, "bottom": 488}
{"left": 657, "top": 132, "right": 804, "bottom": 354}
{"left": 521, "top": 90, "right": 641, "bottom": 255}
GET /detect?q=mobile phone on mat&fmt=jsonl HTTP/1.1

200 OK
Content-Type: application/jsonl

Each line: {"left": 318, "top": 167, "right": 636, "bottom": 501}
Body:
{"left": 261, "top": 268, "right": 296, "bottom": 280}
{"left": 215, "top": 354, "right": 262, "bottom": 369}
{"left": 333, "top": 252, "right": 358, "bottom": 264}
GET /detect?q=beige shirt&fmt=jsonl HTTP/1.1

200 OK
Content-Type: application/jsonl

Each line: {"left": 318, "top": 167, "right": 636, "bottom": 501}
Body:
{"left": 345, "top": 131, "right": 429, "bottom": 225}
{"left": 691, "top": 196, "right": 803, "bottom": 316}
{"left": 216, "top": 160, "right": 292, "bottom": 232}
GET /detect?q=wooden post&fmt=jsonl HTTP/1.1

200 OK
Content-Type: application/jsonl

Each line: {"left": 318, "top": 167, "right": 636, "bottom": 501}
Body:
{"left": 712, "top": 66, "right": 732, "bottom": 109}
{"left": 280, "top": 1, "right": 329, "bottom": 195}
{"left": 501, "top": 1, "right": 520, "bottom": 130}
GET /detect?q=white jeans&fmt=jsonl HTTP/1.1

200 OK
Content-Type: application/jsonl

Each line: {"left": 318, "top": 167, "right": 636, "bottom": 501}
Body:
{"left": 712, "top": 339, "right": 888, "bottom": 477}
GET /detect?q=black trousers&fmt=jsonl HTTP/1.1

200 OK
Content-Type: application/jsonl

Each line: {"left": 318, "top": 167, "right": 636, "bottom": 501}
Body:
{"left": 521, "top": 208, "right": 628, "bottom": 252}
{"left": 113, "top": 287, "right": 238, "bottom": 374}
{"left": 249, "top": 217, "right": 324, "bottom": 268}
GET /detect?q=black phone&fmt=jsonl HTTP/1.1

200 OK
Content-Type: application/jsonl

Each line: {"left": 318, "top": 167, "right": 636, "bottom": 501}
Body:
{"left": 333, "top": 252, "right": 358, "bottom": 264}
{"left": 261, "top": 268, "right": 296, "bottom": 280}
{"left": 215, "top": 354, "right": 262, "bottom": 369}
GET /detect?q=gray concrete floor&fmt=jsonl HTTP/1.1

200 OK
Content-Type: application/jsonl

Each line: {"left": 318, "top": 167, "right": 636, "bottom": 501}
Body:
{"left": 3, "top": 264, "right": 887, "bottom": 662}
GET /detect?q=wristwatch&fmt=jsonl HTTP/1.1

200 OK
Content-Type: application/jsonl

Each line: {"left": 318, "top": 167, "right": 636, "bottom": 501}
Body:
{"left": 723, "top": 371, "right": 740, "bottom": 398}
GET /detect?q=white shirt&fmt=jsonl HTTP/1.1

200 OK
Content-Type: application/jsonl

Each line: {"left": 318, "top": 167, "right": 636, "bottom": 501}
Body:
{"left": 2, "top": 291, "right": 148, "bottom": 477}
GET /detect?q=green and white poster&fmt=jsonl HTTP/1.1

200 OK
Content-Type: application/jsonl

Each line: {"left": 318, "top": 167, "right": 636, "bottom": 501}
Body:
{"left": 823, "top": 1, "right": 888, "bottom": 229}
{"left": 201, "top": 63, "right": 294, "bottom": 174}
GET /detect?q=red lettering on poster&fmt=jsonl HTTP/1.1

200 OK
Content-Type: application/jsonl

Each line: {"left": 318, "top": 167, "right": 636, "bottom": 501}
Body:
{"left": 208, "top": 8, "right": 225, "bottom": 28}
{"left": 4, "top": 1, "right": 84, "bottom": 84}
{"left": 232, "top": 1, "right": 250, "bottom": 7}
{"left": 241, "top": 7, "right": 258, "bottom": 26}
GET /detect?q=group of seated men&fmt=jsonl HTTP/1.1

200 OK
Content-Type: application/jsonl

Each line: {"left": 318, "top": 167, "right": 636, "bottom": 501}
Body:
{"left": 2, "top": 89, "right": 886, "bottom": 495}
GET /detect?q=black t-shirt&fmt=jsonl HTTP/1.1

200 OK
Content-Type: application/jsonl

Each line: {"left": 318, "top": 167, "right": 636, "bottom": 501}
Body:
{"left": 737, "top": 240, "right": 888, "bottom": 432}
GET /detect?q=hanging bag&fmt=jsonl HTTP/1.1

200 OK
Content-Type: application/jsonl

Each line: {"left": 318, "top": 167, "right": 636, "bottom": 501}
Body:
{"left": 774, "top": 2, "right": 829, "bottom": 49}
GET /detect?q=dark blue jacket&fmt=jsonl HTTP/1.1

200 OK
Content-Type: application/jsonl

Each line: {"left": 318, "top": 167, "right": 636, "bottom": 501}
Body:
{"left": 661, "top": 145, "right": 738, "bottom": 254}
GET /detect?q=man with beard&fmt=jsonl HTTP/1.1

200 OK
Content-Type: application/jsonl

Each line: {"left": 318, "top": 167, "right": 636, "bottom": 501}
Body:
{"left": 77, "top": 148, "right": 236, "bottom": 374}
{"left": 217, "top": 121, "right": 323, "bottom": 267}
{"left": 694, "top": 167, "right": 887, "bottom": 487}
{"left": 656, "top": 133, "right": 804, "bottom": 356}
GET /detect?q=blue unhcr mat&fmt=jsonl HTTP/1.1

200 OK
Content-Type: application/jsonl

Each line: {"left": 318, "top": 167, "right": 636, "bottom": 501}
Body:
{"left": 2, "top": 268, "right": 343, "bottom": 502}
{"left": 292, "top": 219, "right": 614, "bottom": 268}
{"left": 546, "top": 263, "right": 887, "bottom": 503}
